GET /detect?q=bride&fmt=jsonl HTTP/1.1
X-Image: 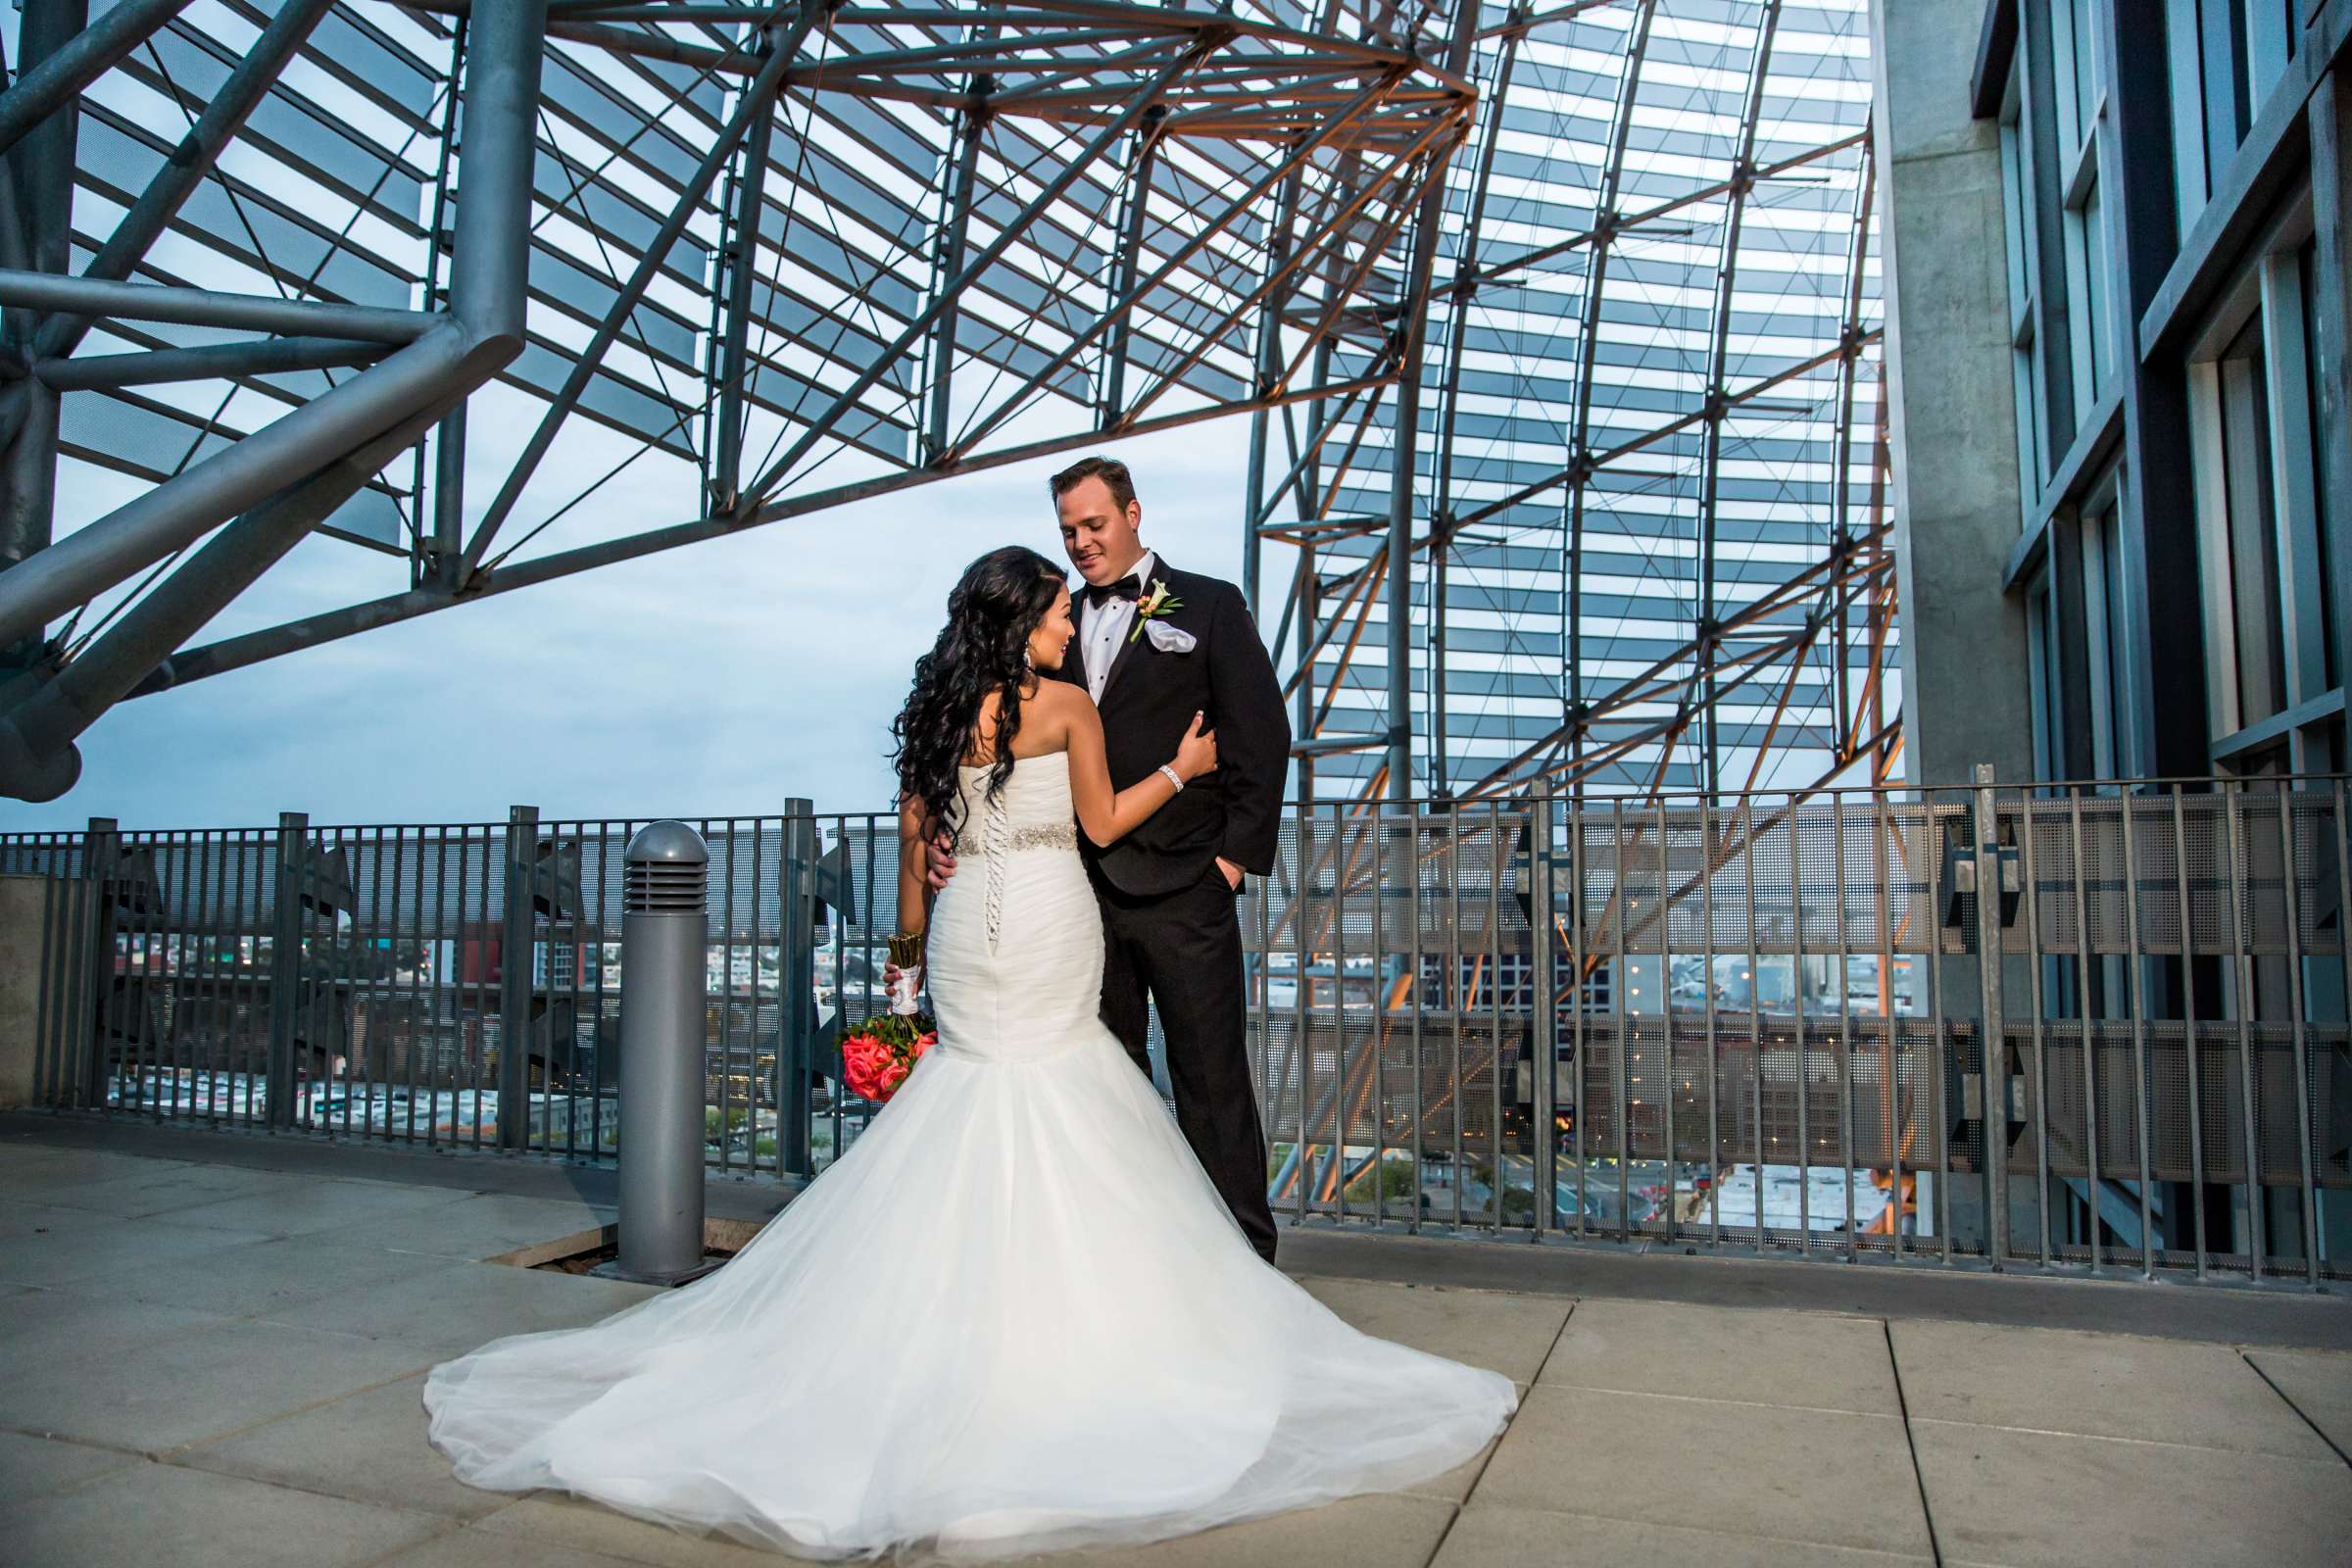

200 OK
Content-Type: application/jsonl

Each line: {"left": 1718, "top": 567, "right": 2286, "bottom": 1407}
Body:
{"left": 421, "top": 545, "right": 1517, "bottom": 1561}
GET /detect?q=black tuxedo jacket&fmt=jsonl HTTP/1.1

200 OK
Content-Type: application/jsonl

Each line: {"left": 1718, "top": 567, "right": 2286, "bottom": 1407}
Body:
{"left": 1050, "top": 561, "right": 1291, "bottom": 897}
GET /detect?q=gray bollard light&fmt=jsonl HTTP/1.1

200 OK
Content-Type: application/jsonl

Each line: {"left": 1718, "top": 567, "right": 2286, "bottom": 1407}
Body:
{"left": 613, "top": 820, "right": 710, "bottom": 1285}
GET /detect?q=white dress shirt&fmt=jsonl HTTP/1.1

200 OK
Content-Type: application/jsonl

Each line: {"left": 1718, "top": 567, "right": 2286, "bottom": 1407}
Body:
{"left": 1075, "top": 549, "right": 1157, "bottom": 704}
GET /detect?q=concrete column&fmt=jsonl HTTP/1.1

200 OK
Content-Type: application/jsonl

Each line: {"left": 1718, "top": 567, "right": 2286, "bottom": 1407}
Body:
{"left": 0, "top": 873, "right": 45, "bottom": 1107}
{"left": 0, "top": 866, "right": 102, "bottom": 1108}
{"left": 1869, "top": 0, "right": 2036, "bottom": 788}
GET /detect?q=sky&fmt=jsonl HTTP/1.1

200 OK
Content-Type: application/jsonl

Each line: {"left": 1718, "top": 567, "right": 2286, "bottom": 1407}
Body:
{"left": 0, "top": 416, "right": 1262, "bottom": 834}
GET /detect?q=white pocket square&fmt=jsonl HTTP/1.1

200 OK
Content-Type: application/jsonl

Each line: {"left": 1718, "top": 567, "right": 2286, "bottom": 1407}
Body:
{"left": 1144, "top": 620, "right": 1197, "bottom": 654}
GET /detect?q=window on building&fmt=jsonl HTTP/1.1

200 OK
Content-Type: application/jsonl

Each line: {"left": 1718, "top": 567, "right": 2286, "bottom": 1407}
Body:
{"left": 2167, "top": 0, "right": 2300, "bottom": 231}
{"left": 2081, "top": 486, "right": 2132, "bottom": 779}
{"left": 2297, "top": 240, "right": 2336, "bottom": 693}
{"left": 1999, "top": 98, "right": 2045, "bottom": 511}
{"left": 2055, "top": 0, "right": 2102, "bottom": 153}
{"left": 2201, "top": 0, "right": 2253, "bottom": 158}
{"left": 2065, "top": 176, "right": 2112, "bottom": 409}
{"left": 2239, "top": 0, "right": 2295, "bottom": 107}
{"left": 2027, "top": 570, "right": 2064, "bottom": 782}
{"left": 2166, "top": 0, "right": 2212, "bottom": 230}
{"left": 2049, "top": 0, "right": 2111, "bottom": 416}
{"left": 2192, "top": 196, "right": 2335, "bottom": 771}
{"left": 2216, "top": 312, "right": 2287, "bottom": 727}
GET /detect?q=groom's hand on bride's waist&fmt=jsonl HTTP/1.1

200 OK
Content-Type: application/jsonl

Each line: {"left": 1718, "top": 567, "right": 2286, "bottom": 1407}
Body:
{"left": 926, "top": 830, "right": 956, "bottom": 891}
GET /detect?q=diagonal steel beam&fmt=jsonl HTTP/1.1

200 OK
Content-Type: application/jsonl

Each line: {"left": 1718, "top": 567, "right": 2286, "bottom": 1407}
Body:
{"left": 732, "top": 38, "right": 1210, "bottom": 512}
{"left": 0, "top": 270, "right": 439, "bottom": 344}
{"left": 0, "top": 323, "right": 473, "bottom": 654}
{"left": 460, "top": 17, "right": 811, "bottom": 576}
{"left": 1466, "top": 128, "right": 1865, "bottom": 294}
{"left": 1253, "top": 377, "right": 1371, "bottom": 531}
{"left": 0, "top": 0, "right": 549, "bottom": 667}
{"left": 0, "top": 393, "right": 462, "bottom": 801}
{"left": 1118, "top": 105, "right": 1459, "bottom": 430}
{"left": 1456, "top": 329, "right": 1881, "bottom": 532}
{"left": 35, "top": 335, "right": 390, "bottom": 392}
{"left": 29, "top": 0, "right": 337, "bottom": 365}
{"left": 948, "top": 71, "right": 1399, "bottom": 460}
{"left": 0, "top": 0, "right": 193, "bottom": 161}
{"left": 130, "top": 368, "right": 1397, "bottom": 692}
{"left": 1479, "top": 0, "right": 1624, "bottom": 40}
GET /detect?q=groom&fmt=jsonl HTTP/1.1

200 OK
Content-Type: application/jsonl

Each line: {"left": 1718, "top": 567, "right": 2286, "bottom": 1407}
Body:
{"left": 929, "top": 456, "right": 1291, "bottom": 1263}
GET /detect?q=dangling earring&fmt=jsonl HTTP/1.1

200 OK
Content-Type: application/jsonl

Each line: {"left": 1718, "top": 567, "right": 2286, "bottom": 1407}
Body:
{"left": 1022, "top": 648, "right": 1036, "bottom": 670}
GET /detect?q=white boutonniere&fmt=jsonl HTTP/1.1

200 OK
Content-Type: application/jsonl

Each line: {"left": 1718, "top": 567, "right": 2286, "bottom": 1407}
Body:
{"left": 1128, "top": 578, "right": 1183, "bottom": 643}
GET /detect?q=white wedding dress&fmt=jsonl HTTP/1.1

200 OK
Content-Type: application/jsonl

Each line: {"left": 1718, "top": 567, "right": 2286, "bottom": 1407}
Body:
{"left": 422, "top": 752, "right": 1516, "bottom": 1561}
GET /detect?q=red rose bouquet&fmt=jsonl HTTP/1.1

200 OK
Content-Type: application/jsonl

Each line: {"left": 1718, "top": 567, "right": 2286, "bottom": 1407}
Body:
{"left": 840, "top": 1011, "right": 937, "bottom": 1103}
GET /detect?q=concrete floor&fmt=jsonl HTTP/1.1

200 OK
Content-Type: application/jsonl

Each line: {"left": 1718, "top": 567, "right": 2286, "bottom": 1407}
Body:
{"left": 3, "top": 1121, "right": 2349, "bottom": 1567}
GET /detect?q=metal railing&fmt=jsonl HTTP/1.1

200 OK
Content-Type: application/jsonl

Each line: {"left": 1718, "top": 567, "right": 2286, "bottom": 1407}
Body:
{"left": 7, "top": 766, "right": 2346, "bottom": 1282}
{"left": 1249, "top": 768, "right": 2351, "bottom": 1282}
{"left": 2, "top": 804, "right": 910, "bottom": 1180}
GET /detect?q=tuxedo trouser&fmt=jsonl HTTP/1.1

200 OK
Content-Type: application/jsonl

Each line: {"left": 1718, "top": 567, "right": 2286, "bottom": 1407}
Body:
{"left": 1096, "top": 865, "right": 1280, "bottom": 1263}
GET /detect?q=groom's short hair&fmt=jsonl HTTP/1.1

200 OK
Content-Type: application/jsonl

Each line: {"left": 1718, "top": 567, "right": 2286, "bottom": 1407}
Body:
{"left": 1050, "top": 455, "right": 1137, "bottom": 515}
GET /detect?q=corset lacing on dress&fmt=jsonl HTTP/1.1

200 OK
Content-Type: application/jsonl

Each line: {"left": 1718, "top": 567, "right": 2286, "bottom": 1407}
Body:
{"left": 965, "top": 785, "right": 1078, "bottom": 955}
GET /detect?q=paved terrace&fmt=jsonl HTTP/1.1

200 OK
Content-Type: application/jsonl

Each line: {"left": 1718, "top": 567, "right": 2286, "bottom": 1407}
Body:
{"left": 4, "top": 1116, "right": 2351, "bottom": 1568}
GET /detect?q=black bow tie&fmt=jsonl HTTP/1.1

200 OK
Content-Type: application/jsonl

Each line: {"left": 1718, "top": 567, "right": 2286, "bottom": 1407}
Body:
{"left": 1084, "top": 574, "right": 1144, "bottom": 610}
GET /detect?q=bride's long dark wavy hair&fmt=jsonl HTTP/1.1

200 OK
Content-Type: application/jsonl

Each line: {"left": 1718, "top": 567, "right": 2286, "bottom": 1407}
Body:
{"left": 893, "top": 545, "right": 1068, "bottom": 848}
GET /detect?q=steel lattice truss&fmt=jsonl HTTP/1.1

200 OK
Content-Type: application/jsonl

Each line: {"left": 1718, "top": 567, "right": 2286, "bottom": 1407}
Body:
{"left": 0, "top": 0, "right": 1475, "bottom": 801}
{"left": 1249, "top": 0, "right": 1894, "bottom": 806}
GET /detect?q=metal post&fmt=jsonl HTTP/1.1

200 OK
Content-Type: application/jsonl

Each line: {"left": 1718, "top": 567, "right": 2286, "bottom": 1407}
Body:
{"left": 923, "top": 80, "right": 990, "bottom": 465}
{"left": 1240, "top": 159, "right": 1304, "bottom": 618}
{"left": 0, "top": 0, "right": 85, "bottom": 680}
{"left": 1379, "top": 5, "right": 1480, "bottom": 799}
{"left": 267, "top": 810, "right": 307, "bottom": 1130}
{"left": 779, "top": 800, "right": 817, "bottom": 1176}
{"left": 1571, "top": 792, "right": 1590, "bottom": 1235}
{"left": 1097, "top": 107, "right": 1160, "bottom": 426}
{"left": 444, "top": 0, "right": 550, "bottom": 353}
{"left": 614, "top": 819, "right": 709, "bottom": 1284}
{"left": 432, "top": 402, "right": 467, "bottom": 592}
{"left": 1532, "top": 784, "right": 1557, "bottom": 1233}
{"left": 425, "top": 16, "right": 467, "bottom": 592}
{"left": 2221, "top": 782, "right": 2265, "bottom": 1276}
{"left": 76, "top": 815, "right": 115, "bottom": 1109}
{"left": 1382, "top": 119, "right": 1455, "bottom": 802}
{"left": 712, "top": 26, "right": 785, "bottom": 506}
{"left": 498, "top": 805, "right": 538, "bottom": 1151}
{"left": 2120, "top": 785, "right": 2154, "bottom": 1276}
{"left": 1969, "top": 763, "right": 2010, "bottom": 1264}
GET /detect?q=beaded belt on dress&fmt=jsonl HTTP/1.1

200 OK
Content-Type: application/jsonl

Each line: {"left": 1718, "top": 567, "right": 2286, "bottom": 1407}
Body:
{"left": 973, "top": 821, "right": 1077, "bottom": 857}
